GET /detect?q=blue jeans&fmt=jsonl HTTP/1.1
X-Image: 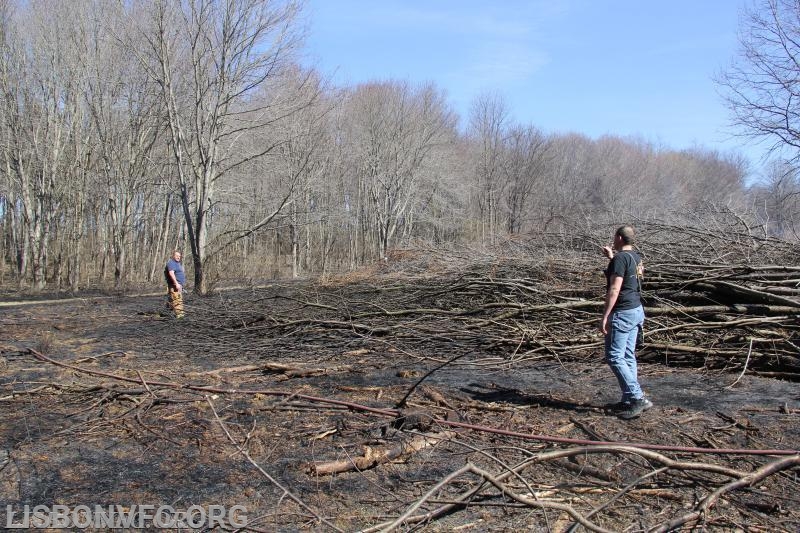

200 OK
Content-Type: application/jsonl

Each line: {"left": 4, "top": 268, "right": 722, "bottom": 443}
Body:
{"left": 604, "top": 305, "right": 645, "bottom": 403}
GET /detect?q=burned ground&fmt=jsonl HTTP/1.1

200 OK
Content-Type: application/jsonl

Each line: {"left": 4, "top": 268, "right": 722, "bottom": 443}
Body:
{"left": 0, "top": 254, "right": 799, "bottom": 532}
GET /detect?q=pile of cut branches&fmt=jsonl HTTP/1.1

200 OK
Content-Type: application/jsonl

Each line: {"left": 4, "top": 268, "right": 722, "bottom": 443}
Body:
{"left": 178, "top": 221, "right": 800, "bottom": 379}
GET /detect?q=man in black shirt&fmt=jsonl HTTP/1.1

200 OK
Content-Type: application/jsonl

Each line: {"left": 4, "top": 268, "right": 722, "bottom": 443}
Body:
{"left": 601, "top": 225, "right": 651, "bottom": 419}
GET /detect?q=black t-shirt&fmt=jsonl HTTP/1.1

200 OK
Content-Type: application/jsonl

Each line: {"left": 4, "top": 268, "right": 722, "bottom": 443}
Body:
{"left": 605, "top": 251, "right": 642, "bottom": 311}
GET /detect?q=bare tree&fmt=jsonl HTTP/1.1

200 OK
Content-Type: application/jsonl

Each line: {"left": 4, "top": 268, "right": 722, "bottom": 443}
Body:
{"left": 135, "top": 0, "right": 306, "bottom": 293}
{"left": 209, "top": 66, "right": 329, "bottom": 280}
{"left": 467, "top": 92, "right": 509, "bottom": 243}
{"left": 537, "top": 133, "right": 598, "bottom": 231}
{"left": 80, "top": 1, "right": 164, "bottom": 288}
{"left": 344, "top": 81, "right": 455, "bottom": 261}
{"left": 500, "top": 125, "right": 551, "bottom": 234}
{"left": 718, "top": 0, "right": 800, "bottom": 160}
{"left": 0, "top": 1, "right": 89, "bottom": 290}
{"left": 752, "top": 159, "right": 800, "bottom": 238}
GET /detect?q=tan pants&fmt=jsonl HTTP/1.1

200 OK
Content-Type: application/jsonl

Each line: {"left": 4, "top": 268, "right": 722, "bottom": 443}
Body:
{"left": 168, "top": 288, "right": 184, "bottom": 318}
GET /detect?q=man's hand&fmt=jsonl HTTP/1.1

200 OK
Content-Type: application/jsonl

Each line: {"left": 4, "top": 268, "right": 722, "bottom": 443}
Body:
{"left": 602, "top": 245, "right": 614, "bottom": 259}
{"left": 600, "top": 315, "right": 609, "bottom": 335}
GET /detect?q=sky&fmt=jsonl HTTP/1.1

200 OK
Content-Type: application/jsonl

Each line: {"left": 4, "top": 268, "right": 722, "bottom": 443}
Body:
{"left": 301, "top": 0, "right": 771, "bottom": 177}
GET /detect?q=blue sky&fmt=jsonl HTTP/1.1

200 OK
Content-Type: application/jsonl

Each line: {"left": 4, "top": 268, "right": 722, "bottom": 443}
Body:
{"left": 302, "top": 0, "right": 767, "bottom": 175}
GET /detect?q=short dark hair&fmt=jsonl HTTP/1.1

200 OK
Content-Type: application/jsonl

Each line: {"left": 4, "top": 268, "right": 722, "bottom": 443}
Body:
{"left": 615, "top": 225, "right": 635, "bottom": 245}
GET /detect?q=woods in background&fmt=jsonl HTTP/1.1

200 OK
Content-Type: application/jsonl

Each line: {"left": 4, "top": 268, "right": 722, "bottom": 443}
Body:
{"left": 0, "top": 0, "right": 798, "bottom": 293}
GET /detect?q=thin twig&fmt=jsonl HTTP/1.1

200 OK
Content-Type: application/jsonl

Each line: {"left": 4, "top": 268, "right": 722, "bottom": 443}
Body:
{"left": 205, "top": 396, "right": 344, "bottom": 533}
{"left": 725, "top": 337, "right": 754, "bottom": 389}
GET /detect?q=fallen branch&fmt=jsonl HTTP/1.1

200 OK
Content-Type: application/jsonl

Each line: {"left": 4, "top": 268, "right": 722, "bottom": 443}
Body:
{"left": 192, "top": 362, "right": 353, "bottom": 380}
{"left": 309, "top": 431, "right": 456, "bottom": 475}
{"left": 27, "top": 349, "right": 800, "bottom": 456}
{"left": 648, "top": 454, "right": 800, "bottom": 532}
{"left": 372, "top": 462, "right": 617, "bottom": 533}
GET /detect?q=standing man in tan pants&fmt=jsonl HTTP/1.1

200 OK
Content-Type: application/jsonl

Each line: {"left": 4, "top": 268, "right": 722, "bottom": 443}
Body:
{"left": 164, "top": 250, "right": 186, "bottom": 318}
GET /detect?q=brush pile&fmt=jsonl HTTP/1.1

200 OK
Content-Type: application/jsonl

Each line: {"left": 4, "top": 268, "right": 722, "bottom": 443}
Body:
{"left": 183, "top": 221, "right": 800, "bottom": 380}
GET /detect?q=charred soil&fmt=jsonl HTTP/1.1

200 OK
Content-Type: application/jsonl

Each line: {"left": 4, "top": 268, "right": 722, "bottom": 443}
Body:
{"left": 1, "top": 260, "right": 799, "bottom": 532}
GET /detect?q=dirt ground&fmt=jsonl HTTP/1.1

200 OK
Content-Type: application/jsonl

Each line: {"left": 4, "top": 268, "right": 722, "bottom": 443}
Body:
{"left": 0, "top": 279, "right": 799, "bottom": 532}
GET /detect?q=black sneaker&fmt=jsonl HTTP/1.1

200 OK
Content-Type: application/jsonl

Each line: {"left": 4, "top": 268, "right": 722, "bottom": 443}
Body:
{"left": 618, "top": 398, "right": 653, "bottom": 420}
{"left": 604, "top": 401, "right": 628, "bottom": 413}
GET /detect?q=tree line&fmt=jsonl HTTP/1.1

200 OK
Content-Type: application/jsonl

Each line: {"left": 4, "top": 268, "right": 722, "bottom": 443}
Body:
{"left": 0, "top": 0, "right": 797, "bottom": 293}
